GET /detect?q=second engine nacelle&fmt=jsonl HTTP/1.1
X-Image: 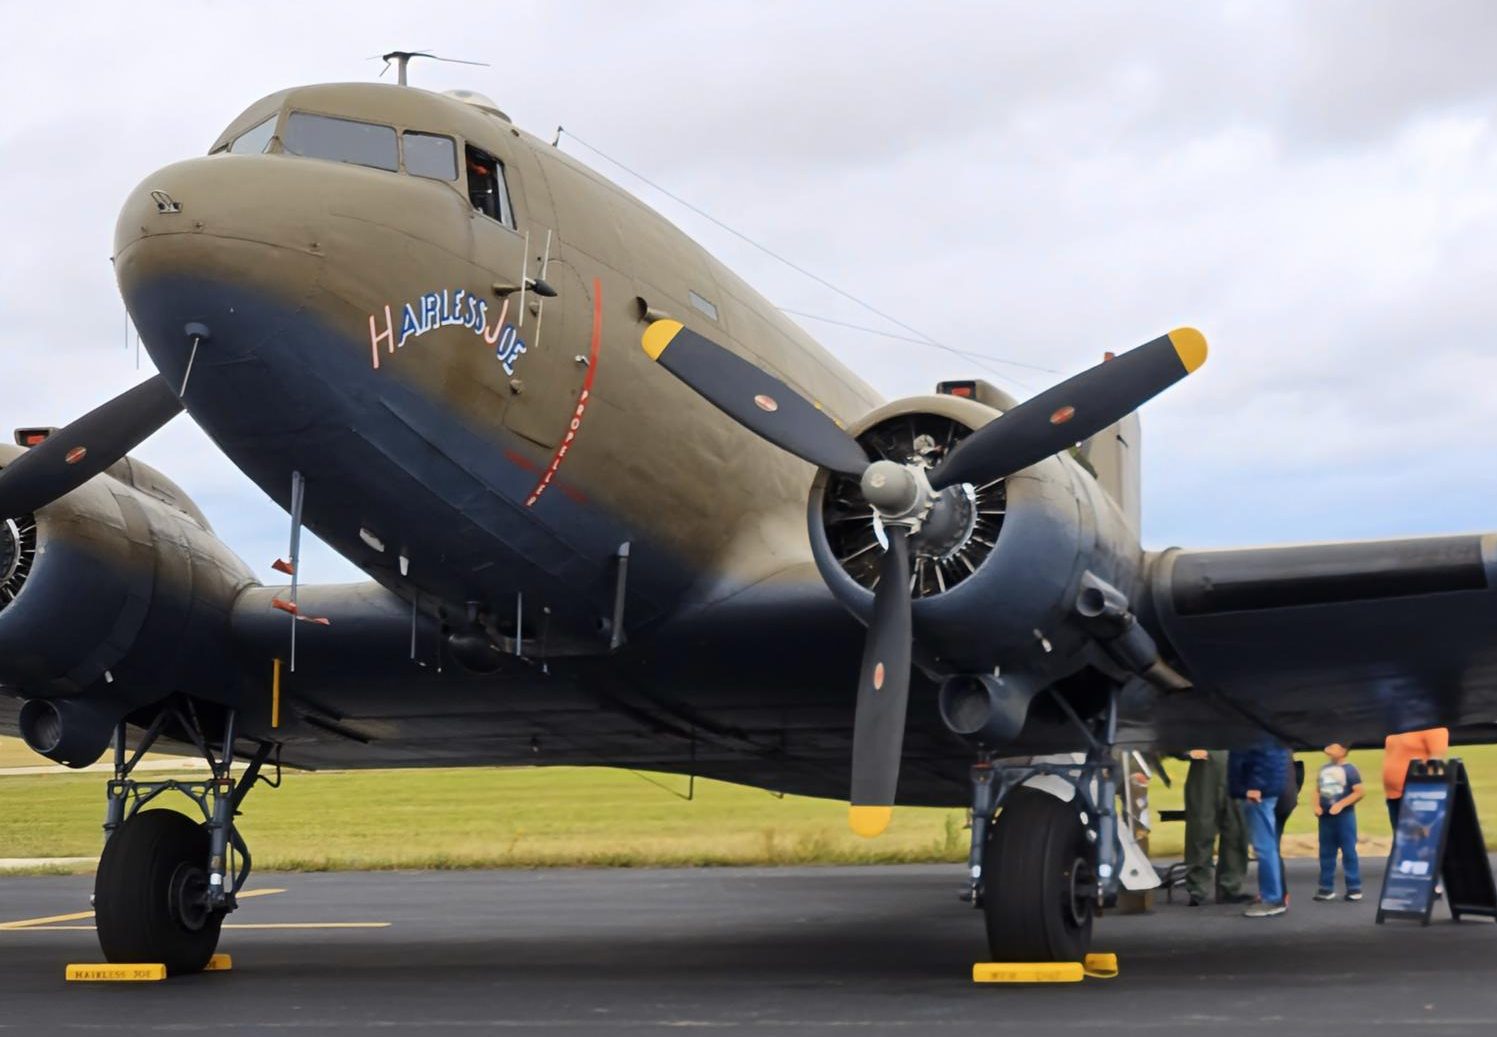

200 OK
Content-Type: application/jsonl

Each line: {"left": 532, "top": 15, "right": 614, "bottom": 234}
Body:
{"left": 0, "top": 443, "right": 256, "bottom": 766}
{"left": 806, "top": 394, "right": 1146, "bottom": 683}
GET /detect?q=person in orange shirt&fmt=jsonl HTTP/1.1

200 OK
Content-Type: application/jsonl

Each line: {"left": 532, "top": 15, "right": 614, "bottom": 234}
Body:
{"left": 1383, "top": 727, "right": 1450, "bottom": 829}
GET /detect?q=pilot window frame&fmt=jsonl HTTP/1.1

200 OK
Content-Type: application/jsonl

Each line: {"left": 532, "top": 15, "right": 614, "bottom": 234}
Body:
{"left": 402, "top": 130, "right": 459, "bottom": 182}
{"left": 464, "top": 144, "right": 516, "bottom": 230}
{"left": 226, "top": 114, "right": 278, "bottom": 156}
{"left": 282, "top": 111, "right": 399, "bottom": 173}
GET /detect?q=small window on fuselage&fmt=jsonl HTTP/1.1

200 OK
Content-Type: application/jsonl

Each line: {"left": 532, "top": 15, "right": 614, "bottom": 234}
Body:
{"left": 465, "top": 145, "right": 515, "bottom": 228}
{"left": 689, "top": 290, "right": 720, "bottom": 322}
{"left": 404, "top": 131, "right": 458, "bottom": 181}
{"left": 228, "top": 115, "right": 277, "bottom": 156}
{"left": 283, "top": 112, "right": 398, "bottom": 172}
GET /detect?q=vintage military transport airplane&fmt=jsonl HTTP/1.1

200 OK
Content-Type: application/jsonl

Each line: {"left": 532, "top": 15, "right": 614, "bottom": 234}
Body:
{"left": 2, "top": 75, "right": 1495, "bottom": 974}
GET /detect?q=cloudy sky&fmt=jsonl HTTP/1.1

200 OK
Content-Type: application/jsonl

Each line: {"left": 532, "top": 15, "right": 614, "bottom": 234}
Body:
{"left": 4, "top": 2, "right": 1496, "bottom": 584}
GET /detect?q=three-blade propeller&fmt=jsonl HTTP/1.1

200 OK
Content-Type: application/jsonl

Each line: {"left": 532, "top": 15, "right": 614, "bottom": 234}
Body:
{"left": 641, "top": 319, "right": 1207, "bottom": 836}
{"left": 0, "top": 375, "right": 183, "bottom": 519}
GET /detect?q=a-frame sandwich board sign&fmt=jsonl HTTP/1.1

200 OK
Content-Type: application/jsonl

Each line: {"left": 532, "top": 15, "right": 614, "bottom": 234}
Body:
{"left": 1440, "top": 759, "right": 1497, "bottom": 923}
{"left": 1376, "top": 758, "right": 1497, "bottom": 925}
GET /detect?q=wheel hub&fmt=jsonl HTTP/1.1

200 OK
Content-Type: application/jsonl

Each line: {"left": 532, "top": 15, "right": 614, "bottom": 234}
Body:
{"left": 167, "top": 860, "right": 213, "bottom": 932}
{"left": 1066, "top": 855, "right": 1096, "bottom": 928}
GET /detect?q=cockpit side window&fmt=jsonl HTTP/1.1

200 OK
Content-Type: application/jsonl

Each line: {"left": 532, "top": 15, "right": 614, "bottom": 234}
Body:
{"left": 465, "top": 145, "right": 515, "bottom": 228}
{"left": 404, "top": 131, "right": 458, "bottom": 181}
{"left": 283, "top": 112, "right": 398, "bottom": 172}
{"left": 228, "top": 115, "right": 277, "bottom": 156}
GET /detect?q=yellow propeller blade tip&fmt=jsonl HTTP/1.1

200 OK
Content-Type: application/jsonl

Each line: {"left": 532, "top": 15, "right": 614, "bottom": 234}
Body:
{"left": 848, "top": 805, "right": 893, "bottom": 838}
{"left": 641, "top": 319, "right": 684, "bottom": 361}
{"left": 1168, "top": 327, "right": 1208, "bottom": 373}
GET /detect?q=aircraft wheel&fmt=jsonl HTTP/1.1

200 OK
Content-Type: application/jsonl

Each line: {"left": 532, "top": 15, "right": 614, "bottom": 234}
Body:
{"left": 94, "top": 810, "right": 224, "bottom": 975}
{"left": 981, "top": 786, "right": 1094, "bottom": 962}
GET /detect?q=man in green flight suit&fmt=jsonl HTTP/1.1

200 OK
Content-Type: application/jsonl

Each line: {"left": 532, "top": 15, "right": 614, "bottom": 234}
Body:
{"left": 1183, "top": 749, "right": 1251, "bottom": 905}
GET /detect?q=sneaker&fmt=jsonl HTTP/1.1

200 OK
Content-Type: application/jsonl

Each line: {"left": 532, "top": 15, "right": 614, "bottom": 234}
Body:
{"left": 1313, "top": 889, "right": 1337, "bottom": 901}
{"left": 1345, "top": 891, "right": 1363, "bottom": 902}
{"left": 1244, "top": 901, "right": 1287, "bottom": 917}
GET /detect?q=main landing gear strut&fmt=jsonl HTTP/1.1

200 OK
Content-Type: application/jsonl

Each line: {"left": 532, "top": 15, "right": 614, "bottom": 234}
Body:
{"left": 963, "top": 685, "right": 1123, "bottom": 963}
{"left": 94, "top": 703, "right": 279, "bottom": 974}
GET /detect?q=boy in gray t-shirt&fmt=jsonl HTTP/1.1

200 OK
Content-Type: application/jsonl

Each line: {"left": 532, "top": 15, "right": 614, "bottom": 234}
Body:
{"left": 1313, "top": 743, "right": 1365, "bottom": 901}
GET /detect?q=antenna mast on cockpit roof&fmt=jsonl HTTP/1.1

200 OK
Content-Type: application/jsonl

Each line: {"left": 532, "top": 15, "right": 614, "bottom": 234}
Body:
{"left": 377, "top": 50, "right": 490, "bottom": 87}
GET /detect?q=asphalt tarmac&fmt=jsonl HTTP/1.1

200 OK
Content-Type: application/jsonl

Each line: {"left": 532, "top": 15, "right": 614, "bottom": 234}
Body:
{"left": 0, "top": 858, "right": 1494, "bottom": 1035}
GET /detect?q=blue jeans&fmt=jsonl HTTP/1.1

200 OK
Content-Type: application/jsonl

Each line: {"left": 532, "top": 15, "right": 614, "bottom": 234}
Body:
{"left": 1318, "top": 809, "right": 1361, "bottom": 892}
{"left": 1243, "top": 796, "right": 1284, "bottom": 904}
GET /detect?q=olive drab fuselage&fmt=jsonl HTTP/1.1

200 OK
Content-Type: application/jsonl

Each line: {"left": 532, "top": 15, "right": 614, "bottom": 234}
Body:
{"left": 115, "top": 82, "right": 883, "bottom": 646}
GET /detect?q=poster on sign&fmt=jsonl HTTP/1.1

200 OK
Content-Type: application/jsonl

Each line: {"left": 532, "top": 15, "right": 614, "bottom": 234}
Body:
{"left": 1377, "top": 777, "right": 1451, "bottom": 924}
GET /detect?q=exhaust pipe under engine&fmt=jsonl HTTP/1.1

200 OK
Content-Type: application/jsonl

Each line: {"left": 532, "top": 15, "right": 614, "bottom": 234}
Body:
{"left": 938, "top": 672, "right": 1043, "bottom": 747}
{"left": 18, "top": 697, "right": 119, "bottom": 768}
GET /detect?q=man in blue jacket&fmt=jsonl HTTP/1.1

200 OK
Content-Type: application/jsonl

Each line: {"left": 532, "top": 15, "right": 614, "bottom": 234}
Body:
{"left": 1229, "top": 741, "right": 1292, "bottom": 916}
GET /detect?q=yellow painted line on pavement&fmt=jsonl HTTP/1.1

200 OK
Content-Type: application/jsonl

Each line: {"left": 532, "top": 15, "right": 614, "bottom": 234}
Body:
{"left": 0, "top": 910, "right": 96, "bottom": 930}
{"left": 0, "top": 887, "right": 286, "bottom": 930}
{"left": 13, "top": 922, "right": 389, "bottom": 931}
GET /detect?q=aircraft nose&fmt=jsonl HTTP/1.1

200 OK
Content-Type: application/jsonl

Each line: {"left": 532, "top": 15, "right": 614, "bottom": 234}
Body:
{"left": 112, "top": 149, "right": 480, "bottom": 442}
{"left": 115, "top": 155, "right": 329, "bottom": 292}
{"left": 113, "top": 156, "right": 335, "bottom": 434}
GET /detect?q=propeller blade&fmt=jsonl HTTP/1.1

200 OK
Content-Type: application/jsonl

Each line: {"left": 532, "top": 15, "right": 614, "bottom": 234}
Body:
{"left": 0, "top": 376, "right": 183, "bottom": 518}
{"left": 641, "top": 320, "right": 870, "bottom": 477}
{"left": 848, "top": 525, "right": 913, "bottom": 837}
{"left": 929, "top": 328, "right": 1207, "bottom": 490}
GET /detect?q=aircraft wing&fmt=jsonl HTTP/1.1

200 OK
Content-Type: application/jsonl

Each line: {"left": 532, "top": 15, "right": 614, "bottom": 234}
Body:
{"left": 1142, "top": 533, "right": 1497, "bottom": 750}
{"left": 220, "top": 569, "right": 969, "bottom": 804}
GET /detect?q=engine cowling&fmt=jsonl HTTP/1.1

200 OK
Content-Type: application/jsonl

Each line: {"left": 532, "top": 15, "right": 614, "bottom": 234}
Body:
{"left": 0, "top": 443, "right": 256, "bottom": 766}
{"left": 807, "top": 394, "right": 1145, "bottom": 685}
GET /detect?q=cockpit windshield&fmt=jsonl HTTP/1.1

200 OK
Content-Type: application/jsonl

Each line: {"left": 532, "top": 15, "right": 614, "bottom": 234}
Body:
{"left": 403, "top": 131, "right": 458, "bottom": 181}
{"left": 228, "top": 115, "right": 276, "bottom": 156}
{"left": 282, "top": 112, "right": 398, "bottom": 172}
{"left": 218, "top": 100, "right": 505, "bottom": 219}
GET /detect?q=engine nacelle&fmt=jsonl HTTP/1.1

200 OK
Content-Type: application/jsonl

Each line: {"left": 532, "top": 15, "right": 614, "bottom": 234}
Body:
{"left": 0, "top": 444, "right": 256, "bottom": 766}
{"left": 806, "top": 395, "right": 1146, "bottom": 685}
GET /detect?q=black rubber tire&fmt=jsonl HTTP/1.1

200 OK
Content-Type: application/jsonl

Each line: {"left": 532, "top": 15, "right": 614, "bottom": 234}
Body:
{"left": 94, "top": 810, "right": 223, "bottom": 975}
{"left": 982, "top": 787, "right": 1094, "bottom": 962}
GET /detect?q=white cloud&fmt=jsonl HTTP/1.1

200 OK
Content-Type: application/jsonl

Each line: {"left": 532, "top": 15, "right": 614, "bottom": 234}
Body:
{"left": 2, "top": 0, "right": 1495, "bottom": 581}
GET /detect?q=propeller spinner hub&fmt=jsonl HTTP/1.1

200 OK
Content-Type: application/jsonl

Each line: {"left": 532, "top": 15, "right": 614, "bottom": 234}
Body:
{"left": 860, "top": 461, "right": 932, "bottom": 526}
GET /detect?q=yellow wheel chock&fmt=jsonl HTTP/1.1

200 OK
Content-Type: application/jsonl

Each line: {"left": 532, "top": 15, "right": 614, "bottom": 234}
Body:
{"left": 972, "top": 952, "right": 1118, "bottom": 983}
{"left": 65, "top": 953, "right": 232, "bottom": 982}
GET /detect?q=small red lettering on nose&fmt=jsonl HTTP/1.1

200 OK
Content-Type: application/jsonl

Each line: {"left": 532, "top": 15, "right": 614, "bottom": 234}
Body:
{"left": 65, "top": 446, "right": 88, "bottom": 465}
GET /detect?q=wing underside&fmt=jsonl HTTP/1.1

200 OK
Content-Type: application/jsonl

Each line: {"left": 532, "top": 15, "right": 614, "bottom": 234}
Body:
{"left": 8, "top": 536, "right": 1492, "bottom": 804}
{"left": 0, "top": 572, "right": 966, "bottom": 805}
{"left": 1142, "top": 533, "right": 1497, "bottom": 749}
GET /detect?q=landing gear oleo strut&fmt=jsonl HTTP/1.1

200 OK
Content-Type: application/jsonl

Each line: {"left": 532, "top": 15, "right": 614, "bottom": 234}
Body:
{"left": 94, "top": 703, "right": 279, "bottom": 974}
{"left": 964, "top": 686, "right": 1124, "bottom": 963}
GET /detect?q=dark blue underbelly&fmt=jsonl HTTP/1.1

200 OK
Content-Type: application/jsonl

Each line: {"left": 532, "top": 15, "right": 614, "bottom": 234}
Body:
{"left": 124, "top": 273, "right": 695, "bottom": 638}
